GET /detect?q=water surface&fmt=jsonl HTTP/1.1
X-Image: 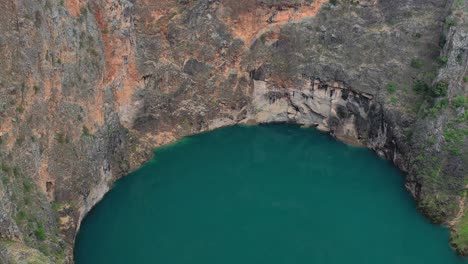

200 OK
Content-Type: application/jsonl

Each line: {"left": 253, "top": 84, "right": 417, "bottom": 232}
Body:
{"left": 75, "top": 124, "right": 467, "bottom": 264}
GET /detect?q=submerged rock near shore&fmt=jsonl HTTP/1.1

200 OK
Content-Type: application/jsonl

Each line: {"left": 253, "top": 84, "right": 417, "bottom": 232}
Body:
{"left": 0, "top": 0, "right": 466, "bottom": 262}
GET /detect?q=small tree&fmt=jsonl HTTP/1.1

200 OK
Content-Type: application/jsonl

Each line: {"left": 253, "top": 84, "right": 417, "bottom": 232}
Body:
{"left": 430, "top": 81, "right": 448, "bottom": 97}
{"left": 413, "top": 80, "right": 428, "bottom": 93}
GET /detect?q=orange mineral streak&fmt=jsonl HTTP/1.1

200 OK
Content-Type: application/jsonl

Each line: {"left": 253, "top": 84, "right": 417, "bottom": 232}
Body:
{"left": 92, "top": 2, "right": 140, "bottom": 127}
{"left": 228, "top": 0, "right": 326, "bottom": 46}
{"left": 93, "top": 5, "right": 116, "bottom": 83}
{"left": 65, "top": 0, "right": 82, "bottom": 18}
{"left": 0, "top": 118, "right": 13, "bottom": 151}
{"left": 37, "top": 158, "right": 53, "bottom": 200}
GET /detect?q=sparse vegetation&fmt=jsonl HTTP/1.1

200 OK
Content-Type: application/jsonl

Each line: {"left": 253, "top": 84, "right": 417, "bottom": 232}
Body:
{"left": 426, "top": 98, "right": 449, "bottom": 117}
{"left": 413, "top": 32, "right": 422, "bottom": 39}
{"left": 452, "top": 96, "right": 468, "bottom": 108}
{"left": 413, "top": 80, "right": 429, "bottom": 93}
{"left": 55, "top": 132, "right": 68, "bottom": 144}
{"left": 82, "top": 125, "right": 91, "bottom": 137}
{"left": 437, "top": 55, "right": 448, "bottom": 67}
{"left": 410, "top": 58, "right": 423, "bottom": 69}
{"left": 454, "top": 0, "right": 465, "bottom": 8}
{"left": 33, "top": 85, "right": 40, "bottom": 94}
{"left": 16, "top": 136, "right": 25, "bottom": 145}
{"left": 80, "top": 6, "right": 89, "bottom": 17}
{"left": 44, "top": 0, "right": 52, "bottom": 11}
{"left": 15, "top": 210, "right": 27, "bottom": 222}
{"left": 2, "top": 175, "right": 9, "bottom": 184}
{"left": 33, "top": 12, "right": 42, "bottom": 29}
{"left": 444, "top": 127, "right": 467, "bottom": 155}
{"left": 453, "top": 208, "right": 468, "bottom": 254}
{"left": 444, "top": 17, "right": 456, "bottom": 29}
{"left": 1, "top": 163, "right": 11, "bottom": 174}
{"left": 223, "top": 0, "right": 257, "bottom": 19}
{"left": 21, "top": 83, "right": 28, "bottom": 93}
{"left": 34, "top": 224, "right": 46, "bottom": 241}
{"left": 386, "top": 82, "right": 398, "bottom": 94}
{"left": 23, "top": 181, "right": 33, "bottom": 193}
{"left": 87, "top": 48, "right": 99, "bottom": 57}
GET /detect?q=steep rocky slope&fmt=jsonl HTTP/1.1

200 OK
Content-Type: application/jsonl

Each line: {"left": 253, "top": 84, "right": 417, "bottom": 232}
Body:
{"left": 0, "top": 0, "right": 466, "bottom": 263}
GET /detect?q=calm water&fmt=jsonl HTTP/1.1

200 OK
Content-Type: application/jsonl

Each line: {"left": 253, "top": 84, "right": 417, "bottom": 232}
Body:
{"left": 75, "top": 124, "right": 467, "bottom": 264}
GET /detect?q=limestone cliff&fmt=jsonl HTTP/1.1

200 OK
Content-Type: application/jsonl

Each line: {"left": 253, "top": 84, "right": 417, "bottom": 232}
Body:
{"left": 0, "top": 0, "right": 466, "bottom": 263}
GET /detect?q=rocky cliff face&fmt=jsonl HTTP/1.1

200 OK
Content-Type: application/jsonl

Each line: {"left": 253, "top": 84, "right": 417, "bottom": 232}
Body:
{"left": 0, "top": 0, "right": 466, "bottom": 263}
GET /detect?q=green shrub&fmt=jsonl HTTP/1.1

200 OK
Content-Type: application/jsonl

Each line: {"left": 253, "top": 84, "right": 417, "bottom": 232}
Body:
{"left": 430, "top": 81, "right": 448, "bottom": 97}
{"left": 410, "top": 58, "right": 423, "bottom": 69}
{"left": 413, "top": 80, "right": 429, "bottom": 93}
{"left": 390, "top": 96, "right": 398, "bottom": 104}
{"left": 330, "top": 0, "right": 338, "bottom": 5}
{"left": 464, "top": 76, "right": 468, "bottom": 83}
{"left": 386, "top": 82, "right": 398, "bottom": 94}
{"left": 15, "top": 210, "right": 27, "bottom": 222}
{"left": 445, "top": 17, "right": 456, "bottom": 29}
{"left": 82, "top": 125, "right": 91, "bottom": 137}
{"left": 453, "top": 96, "right": 468, "bottom": 108}
{"left": 437, "top": 56, "right": 448, "bottom": 66}
{"left": 34, "top": 224, "right": 46, "bottom": 241}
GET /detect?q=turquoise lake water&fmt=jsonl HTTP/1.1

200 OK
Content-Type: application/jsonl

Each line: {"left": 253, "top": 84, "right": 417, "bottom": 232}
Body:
{"left": 74, "top": 124, "right": 468, "bottom": 264}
